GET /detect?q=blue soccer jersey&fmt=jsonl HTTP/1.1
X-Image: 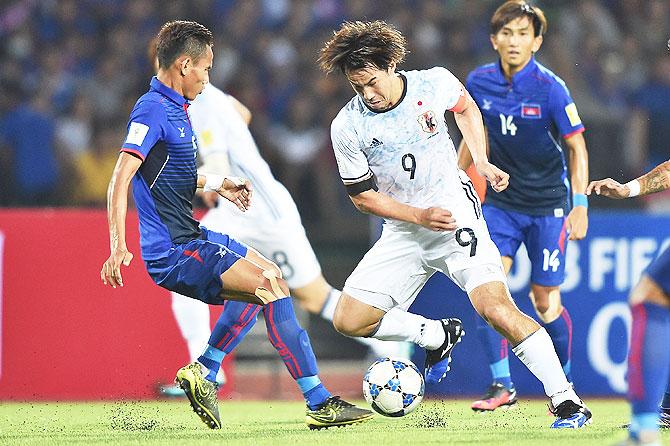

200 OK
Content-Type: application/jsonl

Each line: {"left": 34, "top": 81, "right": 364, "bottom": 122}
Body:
{"left": 121, "top": 77, "right": 201, "bottom": 260}
{"left": 466, "top": 56, "right": 585, "bottom": 216}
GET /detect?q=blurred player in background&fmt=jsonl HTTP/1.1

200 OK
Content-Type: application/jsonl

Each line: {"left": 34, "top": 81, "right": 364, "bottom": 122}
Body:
{"left": 319, "top": 20, "right": 591, "bottom": 428}
{"left": 143, "top": 40, "right": 410, "bottom": 399}
{"left": 458, "top": 1, "right": 589, "bottom": 412}
{"left": 101, "top": 20, "right": 372, "bottom": 431}
{"left": 588, "top": 160, "right": 670, "bottom": 446}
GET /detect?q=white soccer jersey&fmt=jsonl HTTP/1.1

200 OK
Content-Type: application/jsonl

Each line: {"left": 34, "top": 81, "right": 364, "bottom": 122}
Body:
{"left": 188, "top": 84, "right": 296, "bottom": 222}
{"left": 187, "top": 85, "right": 322, "bottom": 288}
{"left": 331, "top": 67, "right": 481, "bottom": 229}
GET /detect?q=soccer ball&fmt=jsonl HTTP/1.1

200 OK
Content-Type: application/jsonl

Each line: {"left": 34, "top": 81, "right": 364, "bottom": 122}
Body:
{"left": 362, "top": 357, "right": 424, "bottom": 417}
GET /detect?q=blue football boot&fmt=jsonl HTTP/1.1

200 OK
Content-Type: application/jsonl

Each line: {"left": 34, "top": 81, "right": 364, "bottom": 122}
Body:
{"left": 549, "top": 399, "right": 592, "bottom": 429}
{"left": 424, "top": 318, "right": 464, "bottom": 384}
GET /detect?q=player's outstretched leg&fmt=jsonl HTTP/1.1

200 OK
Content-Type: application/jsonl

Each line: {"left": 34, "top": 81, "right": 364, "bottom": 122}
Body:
{"left": 176, "top": 300, "right": 261, "bottom": 428}
{"left": 316, "top": 285, "right": 412, "bottom": 360}
{"left": 334, "top": 295, "right": 464, "bottom": 384}
{"left": 469, "top": 281, "right": 590, "bottom": 428}
{"left": 161, "top": 292, "right": 231, "bottom": 397}
{"left": 472, "top": 315, "right": 517, "bottom": 412}
{"left": 262, "top": 296, "right": 374, "bottom": 429}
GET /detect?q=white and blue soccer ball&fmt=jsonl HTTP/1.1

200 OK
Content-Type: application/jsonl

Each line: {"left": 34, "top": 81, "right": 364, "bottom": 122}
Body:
{"left": 363, "top": 357, "right": 424, "bottom": 417}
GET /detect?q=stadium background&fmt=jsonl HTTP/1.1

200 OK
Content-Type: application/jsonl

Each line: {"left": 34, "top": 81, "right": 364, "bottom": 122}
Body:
{"left": 0, "top": 0, "right": 668, "bottom": 401}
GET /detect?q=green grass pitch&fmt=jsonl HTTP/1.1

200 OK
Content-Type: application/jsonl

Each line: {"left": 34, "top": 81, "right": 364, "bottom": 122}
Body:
{"left": 0, "top": 399, "right": 666, "bottom": 445}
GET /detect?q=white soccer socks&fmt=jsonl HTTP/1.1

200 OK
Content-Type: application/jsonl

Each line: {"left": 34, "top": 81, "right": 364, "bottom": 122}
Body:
{"left": 512, "top": 327, "right": 580, "bottom": 407}
{"left": 371, "top": 308, "right": 446, "bottom": 350}
{"left": 171, "top": 292, "right": 212, "bottom": 362}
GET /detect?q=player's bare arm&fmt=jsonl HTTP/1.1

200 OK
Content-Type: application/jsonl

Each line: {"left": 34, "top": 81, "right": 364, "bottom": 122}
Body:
{"left": 196, "top": 172, "right": 253, "bottom": 211}
{"left": 564, "top": 132, "right": 589, "bottom": 240}
{"left": 101, "top": 152, "right": 141, "bottom": 288}
{"left": 454, "top": 90, "right": 509, "bottom": 192}
{"left": 587, "top": 159, "right": 670, "bottom": 199}
{"left": 350, "top": 189, "right": 457, "bottom": 232}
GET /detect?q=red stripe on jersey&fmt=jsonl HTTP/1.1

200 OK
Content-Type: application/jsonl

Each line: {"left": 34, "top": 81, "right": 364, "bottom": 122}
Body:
{"left": 448, "top": 89, "right": 467, "bottom": 113}
{"left": 120, "top": 148, "right": 145, "bottom": 161}
{"left": 563, "top": 127, "right": 585, "bottom": 139}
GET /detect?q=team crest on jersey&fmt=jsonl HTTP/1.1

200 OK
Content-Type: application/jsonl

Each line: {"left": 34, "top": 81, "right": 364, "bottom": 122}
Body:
{"left": 417, "top": 110, "right": 438, "bottom": 133}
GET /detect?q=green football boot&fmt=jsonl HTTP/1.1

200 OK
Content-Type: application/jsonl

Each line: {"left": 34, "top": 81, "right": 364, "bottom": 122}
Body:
{"left": 175, "top": 362, "right": 221, "bottom": 429}
{"left": 305, "top": 396, "right": 374, "bottom": 430}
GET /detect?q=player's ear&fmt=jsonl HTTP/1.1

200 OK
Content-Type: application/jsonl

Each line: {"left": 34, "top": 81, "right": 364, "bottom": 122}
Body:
{"left": 490, "top": 34, "right": 498, "bottom": 51}
{"left": 387, "top": 62, "right": 396, "bottom": 75}
{"left": 532, "top": 35, "right": 543, "bottom": 53}
{"left": 179, "top": 56, "right": 190, "bottom": 76}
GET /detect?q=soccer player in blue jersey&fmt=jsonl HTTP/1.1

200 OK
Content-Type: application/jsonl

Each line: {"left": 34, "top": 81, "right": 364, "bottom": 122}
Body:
{"left": 100, "top": 20, "right": 372, "bottom": 430}
{"left": 588, "top": 161, "right": 670, "bottom": 445}
{"left": 458, "top": 1, "right": 590, "bottom": 412}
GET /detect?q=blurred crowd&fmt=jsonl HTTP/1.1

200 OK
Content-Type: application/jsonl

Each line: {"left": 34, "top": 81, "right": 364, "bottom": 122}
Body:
{"left": 0, "top": 0, "right": 668, "bottom": 218}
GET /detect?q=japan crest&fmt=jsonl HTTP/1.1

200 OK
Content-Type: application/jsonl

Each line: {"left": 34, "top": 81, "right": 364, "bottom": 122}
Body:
{"left": 417, "top": 110, "right": 438, "bottom": 133}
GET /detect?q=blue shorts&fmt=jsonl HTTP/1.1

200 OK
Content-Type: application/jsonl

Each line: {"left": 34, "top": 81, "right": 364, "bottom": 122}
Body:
{"left": 483, "top": 204, "right": 567, "bottom": 287}
{"left": 646, "top": 246, "right": 670, "bottom": 295}
{"left": 145, "top": 226, "right": 248, "bottom": 305}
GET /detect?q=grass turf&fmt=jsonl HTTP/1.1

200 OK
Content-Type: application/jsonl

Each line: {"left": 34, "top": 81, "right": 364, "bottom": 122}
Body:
{"left": 0, "top": 398, "right": 665, "bottom": 445}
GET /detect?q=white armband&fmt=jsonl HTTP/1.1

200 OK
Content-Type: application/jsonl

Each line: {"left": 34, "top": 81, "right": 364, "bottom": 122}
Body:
{"left": 625, "top": 179, "right": 640, "bottom": 198}
{"left": 203, "top": 174, "right": 224, "bottom": 192}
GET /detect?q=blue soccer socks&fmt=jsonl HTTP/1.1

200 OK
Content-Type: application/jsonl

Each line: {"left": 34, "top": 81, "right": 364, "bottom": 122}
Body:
{"left": 544, "top": 308, "right": 573, "bottom": 382}
{"left": 210, "top": 301, "right": 262, "bottom": 355}
{"left": 628, "top": 303, "right": 670, "bottom": 437}
{"left": 476, "top": 316, "right": 514, "bottom": 389}
{"left": 198, "top": 344, "right": 226, "bottom": 382}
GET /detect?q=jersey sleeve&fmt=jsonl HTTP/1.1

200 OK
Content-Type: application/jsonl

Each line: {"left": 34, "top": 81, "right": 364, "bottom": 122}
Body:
{"left": 120, "top": 100, "right": 165, "bottom": 161}
{"left": 548, "top": 81, "right": 585, "bottom": 139}
{"left": 330, "top": 111, "right": 372, "bottom": 186}
{"left": 433, "top": 67, "right": 467, "bottom": 113}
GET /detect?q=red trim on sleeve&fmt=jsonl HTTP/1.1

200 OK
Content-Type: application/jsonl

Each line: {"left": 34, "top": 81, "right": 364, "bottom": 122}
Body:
{"left": 120, "top": 148, "right": 145, "bottom": 161}
{"left": 448, "top": 90, "right": 467, "bottom": 113}
{"left": 562, "top": 127, "right": 585, "bottom": 139}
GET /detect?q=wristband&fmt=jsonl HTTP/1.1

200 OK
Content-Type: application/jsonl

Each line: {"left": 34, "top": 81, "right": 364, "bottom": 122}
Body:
{"left": 572, "top": 193, "right": 588, "bottom": 208}
{"left": 225, "top": 176, "right": 246, "bottom": 187}
{"left": 625, "top": 179, "right": 640, "bottom": 198}
{"left": 203, "top": 173, "right": 224, "bottom": 192}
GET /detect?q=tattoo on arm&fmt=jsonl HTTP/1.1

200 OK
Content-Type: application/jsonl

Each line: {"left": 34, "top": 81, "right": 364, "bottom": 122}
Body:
{"left": 639, "top": 160, "right": 670, "bottom": 196}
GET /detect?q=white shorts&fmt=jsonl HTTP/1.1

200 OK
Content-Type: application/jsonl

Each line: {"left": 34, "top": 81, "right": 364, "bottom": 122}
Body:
{"left": 343, "top": 219, "right": 507, "bottom": 312}
{"left": 200, "top": 198, "right": 322, "bottom": 289}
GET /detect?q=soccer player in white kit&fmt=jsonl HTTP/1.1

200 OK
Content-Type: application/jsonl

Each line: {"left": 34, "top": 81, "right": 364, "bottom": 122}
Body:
{"left": 318, "top": 20, "right": 591, "bottom": 428}
{"left": 158, "top": 59, "right": 409, "bottom": 396}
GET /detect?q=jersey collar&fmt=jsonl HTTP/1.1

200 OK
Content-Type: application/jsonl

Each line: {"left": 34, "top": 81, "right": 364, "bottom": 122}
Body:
{"left": 150, "top": 76, "right": 190, "bottom": 107}
{"left": 363, "top": 73, "right": 407, "bottom": 114}
{"left": 495, "top": 55, "right": 538, "bottom": 86}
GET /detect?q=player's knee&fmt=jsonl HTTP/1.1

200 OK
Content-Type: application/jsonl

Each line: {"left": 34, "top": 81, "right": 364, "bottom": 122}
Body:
{"left": 332, "top": 311, "right": 365, "bottom": 337}
{"left": 253, "top": 269, "right": 289, "bottom": 304}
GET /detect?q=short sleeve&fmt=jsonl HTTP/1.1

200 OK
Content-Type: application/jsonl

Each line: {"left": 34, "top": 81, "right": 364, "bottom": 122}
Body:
{"left": 330, "top": 112, "right": 372, "bottom": 185}
{"left": 120, "top": 100, "right": 165, "bottom": 161}
{"left": 548, "top": 81, "right": 585, "bottom": 139}
{"left": 433, "top": 67, "right": 466, "bottom": 113}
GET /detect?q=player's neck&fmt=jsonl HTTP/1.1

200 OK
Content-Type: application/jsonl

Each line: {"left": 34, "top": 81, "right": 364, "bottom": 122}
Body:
{"left": 156, "top": 70, "right": 185, "bottom": 98}
{"left": 388, "top": 74, "right": 405, "bottom": 108}
{"left": 501, "top": 57, "right": 533, "bottom": 82}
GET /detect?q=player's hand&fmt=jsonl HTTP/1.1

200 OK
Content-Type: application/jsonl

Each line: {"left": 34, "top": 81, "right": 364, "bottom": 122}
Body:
{"left": 475, "top": 161, "right": 509, "bottom": 193}
{"left": 198, "top": 190, "right": 220, "bottom": 208}
{"left": 586, "top": 178, "right": 630, "bottom": 199}
{"left": 101, "top": 248, "right": 133, "bottom": 288}
{"left": 416, "top": 207, "right": 457, "bottom": 231}
{"left": 217, "top": 177, "right": 253, "bottom": 211}
{"left": 566, "top": 206, "right": 588, "bottom": 240}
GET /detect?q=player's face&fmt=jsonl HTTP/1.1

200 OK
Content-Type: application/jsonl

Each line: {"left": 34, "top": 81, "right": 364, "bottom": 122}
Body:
{"left": 182, "top": 45, "right": 213, "bottom": 100}
{"left": 346, "top": 64, "right": 401, "bottom": 111}
{"left": 491, "top": 17, "right": 543, "bottom": 71}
